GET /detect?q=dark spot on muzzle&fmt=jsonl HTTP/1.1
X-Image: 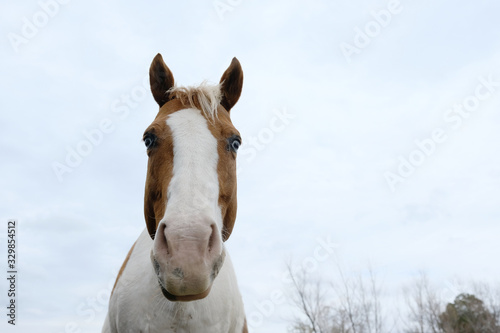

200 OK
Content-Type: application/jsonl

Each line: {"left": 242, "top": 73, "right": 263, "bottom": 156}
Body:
{"left": 172, "top": 267, "right": 184, "bottom": 279}
{"left": 153, "top": 258, "right": 161, "bottom": 276}
{"left": 211, "top": 254, "right": 224, "bottom": 281}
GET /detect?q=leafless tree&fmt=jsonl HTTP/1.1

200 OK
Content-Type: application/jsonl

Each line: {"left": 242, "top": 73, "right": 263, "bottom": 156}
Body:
{"left": 287, "top": 263, "right": 385, "bottom": 333}
{"left": 288, "top": 264, "right": 500, "bottom": 333}
{"left": 471, "top": 281, "right": 500, "bottom": 330}
{"left": 402, "top": 271, "right": 443, "bottom": 333}
{"left": 287, "top": 263, "right": 331, "bottom": 333}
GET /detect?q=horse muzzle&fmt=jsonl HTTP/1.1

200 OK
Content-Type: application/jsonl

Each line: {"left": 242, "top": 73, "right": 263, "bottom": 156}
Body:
{"left": 151, "top": 220, "right": 225, "bottom": 301}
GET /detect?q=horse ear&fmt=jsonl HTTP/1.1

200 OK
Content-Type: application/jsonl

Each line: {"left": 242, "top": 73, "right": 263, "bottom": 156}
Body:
{"left": 219, "top": 57, "right": 243, "bottom": 112}
{"left": 149, "top": 53, "right": 175, "bottom": 107}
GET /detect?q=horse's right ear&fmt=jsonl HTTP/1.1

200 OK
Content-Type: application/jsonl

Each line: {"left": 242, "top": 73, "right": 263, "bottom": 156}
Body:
{"left": 219, "top": 57, "right": 243, "bottom": 112}
{"left": 149, "top": 53, "right": 175, "bottom": 107}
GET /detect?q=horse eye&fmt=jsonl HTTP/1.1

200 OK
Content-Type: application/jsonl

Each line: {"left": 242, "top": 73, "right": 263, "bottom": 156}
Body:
{"left": 228, "top": 136, "right": 241, "bottom": 153}
{"left": 144, "top": 134, "right": 156, "bottom": 149}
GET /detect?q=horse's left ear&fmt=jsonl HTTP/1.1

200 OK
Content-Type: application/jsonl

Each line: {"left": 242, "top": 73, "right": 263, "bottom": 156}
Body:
{"left": 150, "top": 53, "right": 175, "bottom": 108}
{"left": 219, "top": 57, "right": 243, "bottom": 112}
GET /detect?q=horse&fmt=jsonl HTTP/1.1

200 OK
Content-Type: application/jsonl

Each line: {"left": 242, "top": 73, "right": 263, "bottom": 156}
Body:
{"left": 102, "top": 53, "right": 247, "bottom": 333}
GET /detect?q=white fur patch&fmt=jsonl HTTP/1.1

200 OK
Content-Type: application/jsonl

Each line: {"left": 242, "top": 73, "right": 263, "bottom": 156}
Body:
{"left": 163, "top": 108, "right": 222, "bottom": 231}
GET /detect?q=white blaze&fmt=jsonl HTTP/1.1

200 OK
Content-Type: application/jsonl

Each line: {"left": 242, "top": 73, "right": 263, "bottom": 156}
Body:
{"left": 163, "top": 108, "right": 221, "bottom": 230}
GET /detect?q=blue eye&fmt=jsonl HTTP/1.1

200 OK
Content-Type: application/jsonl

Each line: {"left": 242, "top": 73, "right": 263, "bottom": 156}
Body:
{"left": 231, "top": 140, "right": 240, "bottom": 152}
{"left": 228, "top": 136, "right": 242, "bottom": 153}
{"left": 144, "top": 134, "right": 157, "bottom": 149}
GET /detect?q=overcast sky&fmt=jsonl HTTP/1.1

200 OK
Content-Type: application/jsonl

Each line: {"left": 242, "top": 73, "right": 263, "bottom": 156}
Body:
{"left": 1, "top": 0, "right": 500, "bottom": 332}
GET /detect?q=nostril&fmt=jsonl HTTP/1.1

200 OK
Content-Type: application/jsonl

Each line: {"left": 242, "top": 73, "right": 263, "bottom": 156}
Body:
{"left": 156, "top": 223, "right": 170, "bottom": 256}
{"left": 208, "top": 224, "right": 217, "bottom": 252}
{"left": 164, "top": 225, "right": 171, "bottom": 255}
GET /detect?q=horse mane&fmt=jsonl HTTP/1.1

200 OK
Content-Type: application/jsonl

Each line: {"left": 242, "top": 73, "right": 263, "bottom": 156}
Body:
{"left": 168, "top": 82, "right": 221, "bottom": 120}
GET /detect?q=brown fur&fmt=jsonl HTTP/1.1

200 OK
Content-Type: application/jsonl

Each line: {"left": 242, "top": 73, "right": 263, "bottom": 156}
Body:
{"left": 219, "top": 57, "right": 244, "bottom": 112}
{"left": 211, "top": 104, "right": 240, "bottom": 241}
{"left": 143, "top": 99, "right": 184, "bottom": 238}
{"left": 242, "top": 318, "right": 248, "bottom": 333}
{"left": 110, "top": 241, "right": 137, "bottom": 297}
{"left": 149, "top": 54, "right": 174, "bottom": 107}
